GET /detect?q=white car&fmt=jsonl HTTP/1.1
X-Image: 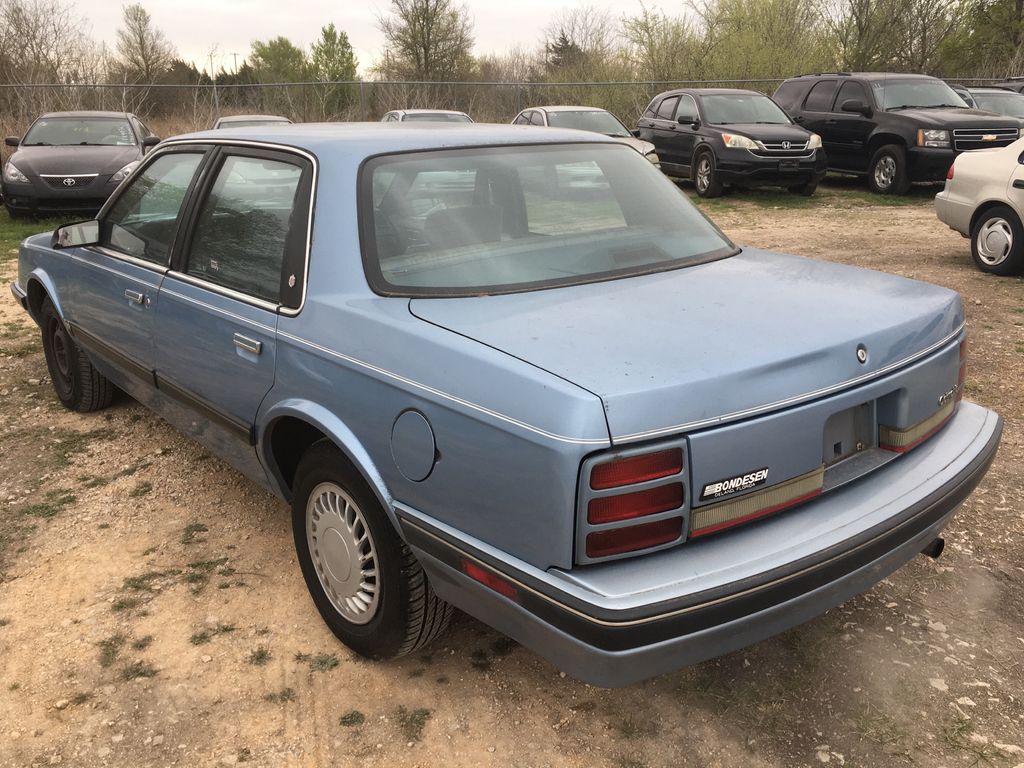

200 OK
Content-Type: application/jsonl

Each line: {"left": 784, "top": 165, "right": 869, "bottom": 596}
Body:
{"left": 381, "top": 109, "right": 473, "bottom": 123}
{"left": 512, "top": 106, "right": 660, "bottom": 166}
{"left": 935, "top": 137, "right": 1024, "bottom": 275}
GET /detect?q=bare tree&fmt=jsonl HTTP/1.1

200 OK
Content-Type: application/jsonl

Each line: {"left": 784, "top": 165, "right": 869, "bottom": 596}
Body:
{"left": 114, "top": 3, "right": 175, "bottom": 83}
{"left": 376, "top": 0, "right": 475, "bottom": 81}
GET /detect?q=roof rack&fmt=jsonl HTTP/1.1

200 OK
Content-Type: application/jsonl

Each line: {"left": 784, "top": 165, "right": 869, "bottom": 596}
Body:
{"left": 797, "top": 72, "right": 852, "bottom": 77}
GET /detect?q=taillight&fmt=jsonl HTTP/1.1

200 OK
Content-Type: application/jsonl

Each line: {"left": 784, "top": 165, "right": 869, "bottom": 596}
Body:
{"left": 590, "top": 448, "right": 682, "bottom": 490}
{"left": 586, "top": 518, "right": 683, "bottom": 559}
{"left": 462, "top": 560, "right": 518, "bottom": 601}
{"left": 947, "top": 164, "right": 955, "bottom": 180}
{"left": 587, "top": 483, "right": 684, "bottom": 524}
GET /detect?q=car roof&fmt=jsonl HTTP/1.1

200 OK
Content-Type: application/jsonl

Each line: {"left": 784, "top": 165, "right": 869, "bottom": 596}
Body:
{"left": 38, "top": 111, "right": 133, "bottom": 119}
{"left": 394, "top": 109, "right": 468, "bottom": 115}
{"left": 526, "top": 105, "right": 611, "bottom": 113}
{"left": 656, "top": 88, "right": 763, "bottom": 98}
{"left": 788, "top": 72, "right": 937, "bottom": 81}
{"left": 968, "top": 87, "right": 1019, "bottom": 94}
{"left": 170, "top": 122, "right": 616, "bottom": 154}
{"left": 216, "top": 114, "right": 291, "bottom": 122}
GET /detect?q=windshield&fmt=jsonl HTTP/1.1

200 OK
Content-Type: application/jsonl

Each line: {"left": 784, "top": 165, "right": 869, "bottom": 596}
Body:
{"left": 23, "top": 117, "right": 135, "bottom": 146}
{"left": 217, "top": 119, "right": 290, "bottom": 128}
{"left": 872, "top": 79, "right": 968, "bottom": 110}
{"left": 973, "top": 92, "right": 1024, "bottom": 118}
{"left": 363, "top": 144, "right": 734, "bottom": 296}
{"left": 545, "top": 110, "right": 631, "bottom": 137}
{"left": 700, "top": 94, "right": 790, "bottom": 124}
{"left": 403, "top": 113, "right": 472, "bottom": 123}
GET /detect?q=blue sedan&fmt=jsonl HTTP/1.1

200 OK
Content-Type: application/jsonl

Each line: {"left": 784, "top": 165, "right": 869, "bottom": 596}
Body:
{"left": 10, "top": 123, "right": 1001, "bottom": 686}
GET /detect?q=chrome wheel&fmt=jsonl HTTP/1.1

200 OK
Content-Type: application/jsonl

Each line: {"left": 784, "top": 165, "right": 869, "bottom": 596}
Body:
{"left": 873, "top": 155, "right": 896, "bottom": 190}
{"left": 976, "top": 217, "right": 1013, "bottom": 266}
{"left": 696, "top": 157, "right": 712, "bottom": 192}
{"left": 306, "top": 482, "right": 379, "bottom": 624}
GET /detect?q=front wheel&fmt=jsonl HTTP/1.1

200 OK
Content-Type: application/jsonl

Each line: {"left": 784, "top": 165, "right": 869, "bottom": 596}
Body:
{"left": 291, "top": 441, "right": 452, "bottom": 659}
{"left": 40, "top": 298, "right": 115, "bottom": 412}
{"left": 970, "top": 205, "right": 1024, "bottom": 275}
{"left": 868, "top": 144, "right": 911, "bottom": 195}
{"left": 693, "top": 150, "right": 723, "bottom": 198}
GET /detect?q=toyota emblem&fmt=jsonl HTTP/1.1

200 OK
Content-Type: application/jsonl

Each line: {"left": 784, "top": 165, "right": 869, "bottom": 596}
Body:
{"left": 62, "top": 177, "right": 76, "bottom": 187}
{"left": 782, "top": 141, "right": 792, "bottom": 150}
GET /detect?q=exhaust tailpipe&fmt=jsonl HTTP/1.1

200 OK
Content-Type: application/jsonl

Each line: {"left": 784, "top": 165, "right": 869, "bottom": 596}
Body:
{"left": 921, "top": 537, "right": 945, "bottom": 560}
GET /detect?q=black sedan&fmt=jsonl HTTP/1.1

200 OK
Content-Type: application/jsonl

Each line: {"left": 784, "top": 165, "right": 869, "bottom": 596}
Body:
{"left": 2, "top": 111, "right": 159, "bottom": 218}
{"left": 636, "top": 88, "right": 825, "bottom": 197}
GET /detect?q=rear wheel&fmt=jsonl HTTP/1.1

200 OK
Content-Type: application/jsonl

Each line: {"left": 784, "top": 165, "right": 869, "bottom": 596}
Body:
{"left": 970, "top": 205, "right": 1024, "bottom": 276}
{"left": 868, "top": 144, "right": 911, "bottom": 195}
{"left": 40, "top": 298, "right": 115, "bottom": 412}
{"left": 291, "top": 441, "right": 452, "bottom": 659}
{"left": 693, "top": 150, "right": 723, "bottom": 198}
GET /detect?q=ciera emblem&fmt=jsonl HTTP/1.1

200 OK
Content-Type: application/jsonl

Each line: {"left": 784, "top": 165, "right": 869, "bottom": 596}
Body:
{"left": 856, "top": 344, "right": 868, "bottom": 364}
{"left": 938, "top": 384, "right": 960, "bottom": 407}
{"left": 62, "top": 177, "right": 76, "bottom": 187}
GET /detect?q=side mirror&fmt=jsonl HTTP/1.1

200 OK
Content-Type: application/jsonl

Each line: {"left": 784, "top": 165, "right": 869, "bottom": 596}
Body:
{"left": 678, "top": 115, "right": 700, "bottom": 128}
{"left": 4, "top": 136, "right": 19, "bottom": 147}
{"left": 630, "top": 128, "right": 640, "bottom": 138}
{"left": 840, "top": 99, "right": 872, "bottom": 118}
{"left": 51, "top": 220, "right": 100, "bottom": 249}
{"left": 142, "top": 135, "right": 160, "bottom": 152}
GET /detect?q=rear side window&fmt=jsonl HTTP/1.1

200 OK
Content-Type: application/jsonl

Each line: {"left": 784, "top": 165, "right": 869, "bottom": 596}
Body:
{"left": 656, "top": 96, "right": 680, "bottom": 120}
{"left": 513, "top": 112, "right": 530, "bottom": 125}
{"left": 642, "top": 100, "right": 658, "bottom": 118}
{"left": 772, "top": 80, "right": 805, "bottom": 111}
{"left": 835, "top": 81, "right": 869, "bottom": 109}
{"left": 804, "top": 80, "right": 839, "bottom": 112}
{"left": 186, "top": 154, "right": 305, "bottom": 303}
{"left": 101, "top": 152, "right": 204, "bottom": 264}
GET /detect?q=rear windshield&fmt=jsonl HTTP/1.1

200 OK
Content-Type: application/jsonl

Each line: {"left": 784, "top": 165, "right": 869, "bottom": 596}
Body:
{"left": 545, "top": 110, "right": 631, "bottom": 137}
{"left": 973, "top": 91, "right": 1024, "bottom": 117}
{"left": 872, "top": 79, "right": 968, "bottom": 110}
{"left": 700, "top": 94, "right": 791, "bottom": 125}
{"left": 23, "top": 117, "right": 135, "bottom": 146}
{"left": 402, "top": 113, "right": 472, "bottom": 123}
{"left": 362, "top": 143, "right": 734, "bottom": 296}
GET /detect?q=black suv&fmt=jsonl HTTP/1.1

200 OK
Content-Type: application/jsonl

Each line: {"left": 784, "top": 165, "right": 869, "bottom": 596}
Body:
{"left": 774, "top": 73, "right": 1022, "bottom": 194}
{"left": 635, "top": 88, "right": 826, "bottom": 197}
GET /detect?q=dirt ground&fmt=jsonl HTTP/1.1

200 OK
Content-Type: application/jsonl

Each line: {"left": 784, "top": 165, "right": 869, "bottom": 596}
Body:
{"left": 1, "top": 180, "right": 1023, "bottom": 768}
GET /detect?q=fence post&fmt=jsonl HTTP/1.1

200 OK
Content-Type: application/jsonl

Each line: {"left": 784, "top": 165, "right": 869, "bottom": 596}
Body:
{"left": 359, "top": 81, "right": 365, "bottom": 121}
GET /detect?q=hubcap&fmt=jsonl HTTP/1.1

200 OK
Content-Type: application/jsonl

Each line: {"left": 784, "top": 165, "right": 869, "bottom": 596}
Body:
{"left": 874, "top": 155, "right": 896, "bottom": 189}
{"left": 306, "top": 482, "right": 379, "bottom": 624}
{"left": 696, "top": 157, "right": 711, "bottom": 192}
{"left": 976, "top": 217, "right": 1013, "bottom": 266}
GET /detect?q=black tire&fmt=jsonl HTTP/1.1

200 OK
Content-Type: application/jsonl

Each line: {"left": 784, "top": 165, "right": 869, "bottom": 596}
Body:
{"left": 788, "top": 181, "right": 817, "bottom": 197}
{"left": 970, "top": 205, "right": 1024, "bottom": 276}
{"left": 40, "top": 298, "right": 115, "bottom": 412}
{"left": 291, "top": 441, "right": 452, "bottom": 659}
{"left": 868, "top": 144, "right": 911, "bottom": 195}
{"left": 693, "top": 150, "right": 723, "bottom": 198}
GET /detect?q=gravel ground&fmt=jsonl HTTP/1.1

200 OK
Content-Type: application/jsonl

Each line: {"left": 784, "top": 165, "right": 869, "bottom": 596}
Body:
{"left": 0, "top": 181, "right": 1022, "bottom": 768}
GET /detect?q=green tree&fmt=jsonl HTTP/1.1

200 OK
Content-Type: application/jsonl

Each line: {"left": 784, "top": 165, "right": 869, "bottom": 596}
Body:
{"left": 249, "top": 36, "right": 308, "bottom": 83}
{"left": 377, "top": 0, "right": 475, "bottom": 80}
{"left": 310, "top": 23, "right": 358, "bottom": 115}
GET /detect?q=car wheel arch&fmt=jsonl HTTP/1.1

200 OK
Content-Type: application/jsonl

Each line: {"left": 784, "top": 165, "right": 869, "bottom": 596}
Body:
{"left": 866, "top": 133, "right": 907, "bottom": 158}
{"left": 260, "top": 402, "right": 396, "bottom": 526}
{"left": 25, "top": 272, "right": 63, "bottom": 325}
{"left": 970, "top": 199, "right": 1023, "bottom": 235}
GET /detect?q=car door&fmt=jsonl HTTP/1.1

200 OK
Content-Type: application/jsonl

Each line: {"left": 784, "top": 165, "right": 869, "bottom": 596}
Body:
{"left": 63, "top": 149, "right": 208, "bottom": 400}
{"left": 825, "top": 80, "right": 875, "bottom": 172}
{"left": 154, "top": 145, "right": 313, "bottom": 472}
{"left": 671, "top": 93, "right": 701, "bottom": 171}
{"left": 642, "top": 95, "right": 682, "bottom": 167}
{"left": 797, "top": 80, "right": 840, "bottom": 157}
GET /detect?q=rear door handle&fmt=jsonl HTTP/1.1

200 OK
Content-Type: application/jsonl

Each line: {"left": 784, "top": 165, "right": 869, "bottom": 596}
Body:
{"left": 1013, "top": 179, "right": 1024, "bottom": 189}
{"left": 124, "top": 289, "right": 145, "bottom": 305}
{"left": 233, "top": 333, "right": 262, "bottom": 355}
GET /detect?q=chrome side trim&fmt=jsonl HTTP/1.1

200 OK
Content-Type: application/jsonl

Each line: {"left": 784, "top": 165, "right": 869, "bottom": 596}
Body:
{"left": 157, "top": 138, "right": 318, "bottom": 317}
{"left": 165, "top": 270, "right": 279, "bottom": 314}
{"left": 160, "top": 287, "right": 277, "bottom": 333}
{"left": 71, "top": 250, "right": 164, "bottom": 288}
{"left": 277, "top": 330, "right": 609, "bottom": 446}
{"left": 615, "top": 321, "right": 967, "bottom": 443}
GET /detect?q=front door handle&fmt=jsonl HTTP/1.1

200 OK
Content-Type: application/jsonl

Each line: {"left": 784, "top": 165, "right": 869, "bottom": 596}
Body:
{"left": 233, "top": 333, "right": 262, "bottom": 355}
{"left": 124, "top": 289, "right": 145, "bottom": 305}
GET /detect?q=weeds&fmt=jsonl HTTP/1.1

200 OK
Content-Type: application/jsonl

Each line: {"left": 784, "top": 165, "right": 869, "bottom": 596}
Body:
{"left": 339, "top": 710, "right": 365, "bottom": 726}
{"left": 395, "top": 706, "right": 431, "bottom": 742}
{"left": 264, "top": 688, "right": 296, "bottom": 703}
{"left": 120, "top": 661, "right": 158, "bottom": 680}
{"left": 128, "top": 481, "right": 153, "bottom": 497}
{"left": 97, "top": 634, "right": 126, "bottom": 667}
{"left": 132, "top": 636, "right": 153, "bottom": 651}
{"left": 247, "top": 647, "right": 272, "bottom": 666}
{"left": 190, "top": 624, "right": 235, "bottom": 645}
{"left": 180, "top": 522, "right": 208, "bottom": 544}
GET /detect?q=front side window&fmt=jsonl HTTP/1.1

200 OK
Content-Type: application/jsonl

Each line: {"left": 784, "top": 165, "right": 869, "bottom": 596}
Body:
{"left": 834, "top": 81, "right": 869, "bottom": 110}
{"left": 701, "top": 94, "right": 791, "bottom": 125}
{"left": 804, "top": 81, "right": 839, "bottom": 112}
{"left": 872, "top": 79, "right": 968, "bottom": 110}
{"left": 23, "top": 117, "right": 136, "bottom": 146}
{"left": 101, "top": 152, "right": 204, "bottom": 264}
{"left": 675, "top": 95, "right": 699, "bottom": 121}
{"left": 186, "top": 154, "right": 304, "bottom": 303}
{"left": 363, "top": 144, "right": 734, "bottom": 296}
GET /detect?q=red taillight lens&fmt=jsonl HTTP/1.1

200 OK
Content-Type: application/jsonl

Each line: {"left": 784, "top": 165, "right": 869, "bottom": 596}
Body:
{"left": 588, "top": 483, "right": 684, "bottom": 524}
{"left": 590, "top": 448, "right": 683, "bottom": 490}
{"left": 462, "top": 561, "right": 518, "bottom": 601}
{"left": 586, "top": 518, "right": 683, "bottom": 559}
{"left": 947, "top": 164, "right": 955, "bottom": 180}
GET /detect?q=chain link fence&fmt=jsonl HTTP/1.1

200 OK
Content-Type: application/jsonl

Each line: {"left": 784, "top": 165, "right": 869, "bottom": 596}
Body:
{"left": 0, "top": 77, "right": 1004, "bottom": 138}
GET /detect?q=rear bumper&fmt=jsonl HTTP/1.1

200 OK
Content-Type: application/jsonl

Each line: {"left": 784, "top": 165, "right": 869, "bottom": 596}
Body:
{"left": 934, "top": 187, "right": 974, "bottom": 236}
{"left": 400, "top": 401, "right": 1001, "bottom": 687}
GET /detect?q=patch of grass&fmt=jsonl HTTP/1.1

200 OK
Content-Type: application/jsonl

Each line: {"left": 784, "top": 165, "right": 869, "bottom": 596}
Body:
{"left": 112, "top": 460, "right": 151, "bottom": 480}
{"left": 122, "top": 569, "right": 178, "bottom": 592}
{"left": 188, "top": 557, "right": 228, "bottom": 572}
{"left": 48, "top": 428, "right": 115, "bottom": 469}
{"left": 21, "top": 489, "right": 77, "bottom": 519}
{"left": 297, "top": 653, "right": 339, "bottom": 673}
{"left": 190, "top": 623, "right": 235, "bottom": 645}
{"left": 237, "top": 748, "right": 252, "bottom": 763}
{"left": 141, "top": 546, "right": 157, "bottom": 556}
{"left": 2, "top": 338, "right": 41, "bottom": 357}
{"left": 111, "top": 596, "right": 142, "bottom": 613}
{"left": 395, "top": 706, "right": 431, "bottom": 742}
{"left": 217, "top": 566, "right": 236, "bottom": 577}
{"left": 120, "top": 661, "right": 157, "bottom": 681}
{"left": 131, "top": 636, "right": 153, "bottom": 651}
{"left": 180, "top": 522, "right": 208, "bottom": 544}
{"left": 8, "top": 682, "right": 20, "bottom": 691}
{"left": 128, "top": 481, "right": 153, "bottom": 498}
{"left": 97, "top": 522, "right": 110, "bottom": 529}
{"left": 247, "top": 646, "right": 272, "bottom": 666}
{"left": 339, "top": 710, "right": 365, "bottom": 727}
{"left": 97, "top": 634, "right": 126, "bottom": 668}
{"left": 80, "top": 475, "right": 109, "bottom": 488}
{"left": 264, "top": 687, "right": 296, "bottom": 703}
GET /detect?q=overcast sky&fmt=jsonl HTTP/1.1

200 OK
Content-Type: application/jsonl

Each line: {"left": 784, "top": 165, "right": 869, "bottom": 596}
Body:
{"left": 80, "top": 0, "right": 646, "bottom": 76}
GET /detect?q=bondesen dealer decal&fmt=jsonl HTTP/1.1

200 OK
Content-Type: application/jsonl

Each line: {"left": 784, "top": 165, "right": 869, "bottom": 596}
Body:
{"left": 700, "top": 468, "right": 769, "bottom": 501}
